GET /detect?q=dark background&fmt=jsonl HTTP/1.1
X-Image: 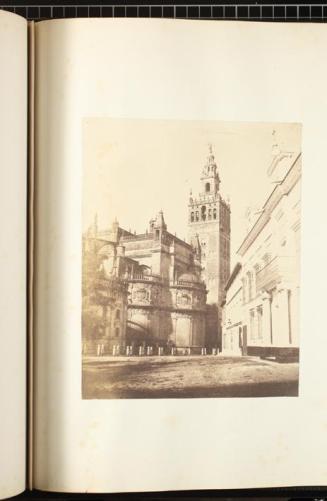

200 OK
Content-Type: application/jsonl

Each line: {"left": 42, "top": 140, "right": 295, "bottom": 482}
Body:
{"left": 0, "top": 0, "right": 326, "bottom": 499}
{"left": 7, "top": 489, "right": 327, "bottom": 500}
{"left": 1, "top": 1, "right": 327, "bottom": 21}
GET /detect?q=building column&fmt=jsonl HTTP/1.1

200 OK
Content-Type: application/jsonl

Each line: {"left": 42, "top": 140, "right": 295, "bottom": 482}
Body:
{"left": 275, "top": 287, "right": 291, "bottom": 346}
{"left": 262, "top": 292, "right": 273, "bottom": 345}
{"left": 290, "top": 286, "right": 300, "bottom": 346}
{"left": 105, "top": 305, "right": 112, "bottom": 339}
{"left": 171, "top": 315, "right": 177, "bottom": 345}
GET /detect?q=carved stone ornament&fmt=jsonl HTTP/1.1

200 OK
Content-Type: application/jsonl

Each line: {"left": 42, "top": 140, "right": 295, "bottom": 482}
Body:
{"left": 132, "top": 287, "right": 149, "bottom": 303}
{"left": 176, "top": 291, "right": 192, "bottom": 306}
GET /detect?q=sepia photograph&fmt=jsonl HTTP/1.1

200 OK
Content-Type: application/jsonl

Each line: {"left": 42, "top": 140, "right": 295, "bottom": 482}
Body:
{"left": 82, "top": 119, "right": 301, "bottom": 399}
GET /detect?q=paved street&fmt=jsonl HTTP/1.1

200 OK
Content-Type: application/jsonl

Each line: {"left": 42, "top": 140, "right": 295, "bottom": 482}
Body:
{"left": 82, "top": 355, "right": 299, "bottom": 399}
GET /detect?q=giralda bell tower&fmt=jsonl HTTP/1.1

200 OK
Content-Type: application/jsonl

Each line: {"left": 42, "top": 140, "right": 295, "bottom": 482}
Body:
{"left": 188, "top": 145, "right": 231, "bottom": 350}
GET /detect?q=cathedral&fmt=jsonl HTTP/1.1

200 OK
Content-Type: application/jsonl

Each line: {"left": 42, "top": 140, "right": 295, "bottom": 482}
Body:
{"left": 82, "top": 146, "right": 231, "bottom": 355}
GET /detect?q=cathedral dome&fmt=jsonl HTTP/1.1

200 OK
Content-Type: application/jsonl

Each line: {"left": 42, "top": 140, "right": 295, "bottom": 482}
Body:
{"left": 178, "top": 272, "right": 200, "bottom": 283}
{"left": 140, "top": 265, "right": 151, "bottom": 276}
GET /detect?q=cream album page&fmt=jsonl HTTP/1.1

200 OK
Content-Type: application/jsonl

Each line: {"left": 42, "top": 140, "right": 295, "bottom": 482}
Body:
{"left": 0, "top": 10, "right": 27, "bottom": 500}
{"left": 34, "top": 19, "right": 327, "bottom": 492}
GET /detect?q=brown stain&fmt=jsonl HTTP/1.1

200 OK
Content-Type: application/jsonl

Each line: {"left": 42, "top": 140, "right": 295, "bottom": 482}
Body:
{"left": 164, "top": 415, "right": 178, "bottom": 430}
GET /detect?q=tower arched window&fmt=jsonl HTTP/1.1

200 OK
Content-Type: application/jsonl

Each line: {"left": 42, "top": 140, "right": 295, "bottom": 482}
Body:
{"left": 191, "top": 212, "right": 194, "bottom": 222}
{"left": 115, "top": 309, "right": 120, "bottom": 320}
{"left": 201, "top": 206, "right": 206, "bottom": 221}
{"left": 115, "top": 327, "right": 120, "bottom": 338}
{"left": 213, "top": 208, "right": 217, "bottom": 220}
{"left": 205, "top": 182, "right": 210, "bottom": 193}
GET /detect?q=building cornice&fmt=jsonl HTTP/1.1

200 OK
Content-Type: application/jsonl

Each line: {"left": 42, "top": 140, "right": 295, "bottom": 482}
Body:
{"left": 225, "top": 262, "right": 242, "bottom": 291}
{"left": 237, "top": 152, "right": 301, "bottom": 257}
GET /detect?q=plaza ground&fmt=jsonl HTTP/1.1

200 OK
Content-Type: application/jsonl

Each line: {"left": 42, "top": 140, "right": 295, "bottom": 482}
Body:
{"left": 82, "top": 355, "right": 299, "bottom": 399}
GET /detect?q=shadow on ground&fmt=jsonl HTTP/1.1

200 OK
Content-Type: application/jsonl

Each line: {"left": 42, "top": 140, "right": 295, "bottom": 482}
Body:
{"left": 82, "top": 355, "right": 299, "bottom": 399}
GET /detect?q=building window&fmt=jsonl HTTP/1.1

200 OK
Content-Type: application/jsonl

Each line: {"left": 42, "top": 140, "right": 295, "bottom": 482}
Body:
{"left": 213, "top": 208, "right": 217, "bottom": 219}
{"left": 201, "top": 206, "right": 206, "bottom": 221}
{"left": 115, "top": 309, "right": 120, "bottom": 320}
{"left": 115, "top": 327, "right": 120, "bottom": 337}
{"left": 205, "top": 182, "right": 210, "bottom": 192}
{"left": 191, "top": 212, "right": 194, "bottom": 222}
{"left": 208, "top": 209, "right": 212, "bottom": 220}
{"left": 242, "top": 278, "right": 246, "bottom": 304}
{"left": 250, "top": 309, "right": 255, "bottom": 339}
{"left": 254, "top": 264, "right": 260, "bottom": 295}
{"left": 195, "top": 211, "right": 199, "bottom": 222}
{"left": 247, "top": 271, "right": 253, "bottom": 301}
{"left": 257, "top": 305, "right": 263, "bottom": 339}
{"left": 262, "top": 252, "right": 271, "bottom": 267}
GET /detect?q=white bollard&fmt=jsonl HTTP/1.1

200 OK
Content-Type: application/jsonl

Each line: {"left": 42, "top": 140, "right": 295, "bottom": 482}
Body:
{"left": 146, "top": 346, "right": 151, "bottom": 356}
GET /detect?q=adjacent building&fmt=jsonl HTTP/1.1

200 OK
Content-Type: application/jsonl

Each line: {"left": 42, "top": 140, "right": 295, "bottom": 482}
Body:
{"left": 221, "top": 262, "right": 243, "bottom": 356}
{"left": 222, "top": 147, "right": 301, "bottom": 360}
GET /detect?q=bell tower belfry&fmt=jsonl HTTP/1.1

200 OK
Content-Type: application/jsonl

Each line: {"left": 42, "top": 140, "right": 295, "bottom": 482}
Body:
{"left": 188, "top": 144, "right": 231, "bottom": 350}
{"left": 201, "top": 143, "right": 220, "bottom": 195}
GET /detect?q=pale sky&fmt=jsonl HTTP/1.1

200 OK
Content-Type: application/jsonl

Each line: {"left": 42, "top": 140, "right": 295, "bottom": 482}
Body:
{"left": 83, "top": 118, "right": 301, "bottom": 264}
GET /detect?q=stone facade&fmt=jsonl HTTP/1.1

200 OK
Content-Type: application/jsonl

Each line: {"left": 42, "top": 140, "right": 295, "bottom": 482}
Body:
{"left": 83, "top": 211, "right": 207, "bottom": 354}
{"left": 82, "top": 227, "right": 129, "bottom": 355}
